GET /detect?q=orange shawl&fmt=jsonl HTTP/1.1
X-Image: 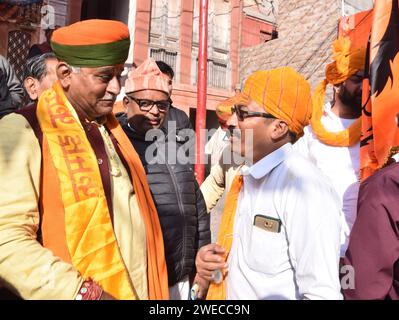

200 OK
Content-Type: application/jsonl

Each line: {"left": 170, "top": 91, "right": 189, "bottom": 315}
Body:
{"left": 38, "top": 82, "right": 168, "bottom": 299}
{"left": 206, "top": 174, "right": 243, "bottom": 300}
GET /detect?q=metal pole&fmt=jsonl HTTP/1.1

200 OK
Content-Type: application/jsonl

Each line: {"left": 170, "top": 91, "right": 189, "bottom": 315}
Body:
{"left": 194, "top": 0, "right": 208, "bottom": 184}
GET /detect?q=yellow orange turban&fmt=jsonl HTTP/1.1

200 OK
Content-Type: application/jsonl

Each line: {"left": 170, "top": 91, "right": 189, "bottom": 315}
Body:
{"left": 310, "top": 36, "right": 366, "bottom": 147}
{"left": 239, "top": 67, "right": 312, "bottom": 138}
{"left": 326, "top": 36, "right": 366, "bottom": 85}
{"left": 215, "top": 96, "right": 238, "bottom": 124}
{"left": 51, "top": 19, "right": 130, "bottom": 67}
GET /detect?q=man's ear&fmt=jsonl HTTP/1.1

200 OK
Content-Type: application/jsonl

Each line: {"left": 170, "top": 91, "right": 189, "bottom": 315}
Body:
{"left": 23, "top": 77, "right": 39, "bottom": 100}
{"left": 122, "top": 96, "right": 129, "bottom": 109}
{"left": 122, "top": 96, "right": 130, "bottom": 113}
{"left": 56, "top": 62, "right": 72, "bottom": 90}
{"left": 270, "top": 120, "right": 289, "bottom": 141}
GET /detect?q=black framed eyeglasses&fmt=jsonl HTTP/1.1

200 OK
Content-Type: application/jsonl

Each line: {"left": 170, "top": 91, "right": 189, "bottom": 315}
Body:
{"left": 126, "top": 96, "right": 171, "bottom": 112}
{"left": 231, "top": 104, "right": 276, "bottom": 121}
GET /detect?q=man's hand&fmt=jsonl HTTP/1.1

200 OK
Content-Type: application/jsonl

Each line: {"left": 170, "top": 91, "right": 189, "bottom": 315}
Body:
{"left": 195, "top": 243, "right": 227, "bottom": 282}
{"left": 192, "top": 274, "right": 209, "bottom": 299}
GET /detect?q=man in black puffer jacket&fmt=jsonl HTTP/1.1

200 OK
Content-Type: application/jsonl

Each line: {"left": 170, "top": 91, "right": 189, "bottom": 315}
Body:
{"left": 117, "top": 58, "right": 210, "bottom": 299}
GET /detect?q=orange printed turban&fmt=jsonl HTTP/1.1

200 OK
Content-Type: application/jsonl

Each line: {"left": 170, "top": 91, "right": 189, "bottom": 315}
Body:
{"left": 239, "top": 67, "right": 313, "bottom": 138}
{"left": 215, "top": 96, "right": 239, "bottom": 125}
{"left": 51, "top": 19, "right": 130, "bottom": 67}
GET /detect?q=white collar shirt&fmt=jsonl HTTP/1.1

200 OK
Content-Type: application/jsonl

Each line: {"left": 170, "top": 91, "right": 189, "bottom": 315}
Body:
{"left": 226, "top": 143, "right": 343, "bottom": 300}
{"left": 294, "top": 102, "right": 360, "bottom": 256}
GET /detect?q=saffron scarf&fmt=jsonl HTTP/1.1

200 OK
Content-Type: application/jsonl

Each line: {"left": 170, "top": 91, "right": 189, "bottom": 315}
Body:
{"left": 206, "top": 174, "right": 243, "bottom": 300}
{"left": 37, "top": 82, "right": 169, "bottom": 299}
{"left": 311, "top": 79, "right": 362, "bottom": 147}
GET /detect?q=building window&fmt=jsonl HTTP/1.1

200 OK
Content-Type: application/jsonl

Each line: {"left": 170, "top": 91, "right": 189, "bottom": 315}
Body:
{"left": 149, "top": 0, "right": 180, "bottom": 79}
{"left": 207, "top": 59, "right": 228, "bottom": 89}
{"left": 192, "top": 0, "right": 231, "bottom": 89}
{"left": 150, "top": 47, "right": 178, "bottom": 75}
{"left": 194, "top": 58, "right": 228, "bottom": 89}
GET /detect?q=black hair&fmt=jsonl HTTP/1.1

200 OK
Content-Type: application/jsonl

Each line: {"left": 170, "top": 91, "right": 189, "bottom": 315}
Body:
{"left": 289, "top": 130, "right": 297, "bottom": 143}
{"left": 155, "top": 60, "right": 174, "bottom": 80}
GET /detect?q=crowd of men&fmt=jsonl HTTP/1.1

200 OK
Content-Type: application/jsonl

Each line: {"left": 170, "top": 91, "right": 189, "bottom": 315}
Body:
{"left": 0, "top": 17, "right": 397, "bottom": 300}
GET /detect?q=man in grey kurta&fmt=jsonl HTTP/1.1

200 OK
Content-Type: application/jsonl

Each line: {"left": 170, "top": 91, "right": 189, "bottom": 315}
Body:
{"left": 0, "top": 55, "right": 24, "bottom": 118}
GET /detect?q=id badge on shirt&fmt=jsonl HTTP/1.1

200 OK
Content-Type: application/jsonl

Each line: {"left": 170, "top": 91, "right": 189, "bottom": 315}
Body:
{"left": 253, "top": 215, "right": 282, "bottom": 233}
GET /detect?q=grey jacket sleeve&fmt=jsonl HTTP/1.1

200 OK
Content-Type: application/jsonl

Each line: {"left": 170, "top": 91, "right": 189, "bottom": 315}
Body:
{"left": 0, "top": 55, "right": 24, "bottom": 117}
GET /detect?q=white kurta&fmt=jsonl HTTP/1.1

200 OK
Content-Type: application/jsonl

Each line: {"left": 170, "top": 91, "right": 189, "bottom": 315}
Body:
{"left": 226, "top": 143, "right": 343, "bottom": 300}
{"left": 294, "top": 102, "right": 360, "bottom": 257}
{"left": 205, "top": 127, "right": 230, "bottom": 168}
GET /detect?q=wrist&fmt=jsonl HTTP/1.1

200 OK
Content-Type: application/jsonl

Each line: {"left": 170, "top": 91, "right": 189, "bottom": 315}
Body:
{"left": 75, "top": 279, "right": 103, "bottom": 300}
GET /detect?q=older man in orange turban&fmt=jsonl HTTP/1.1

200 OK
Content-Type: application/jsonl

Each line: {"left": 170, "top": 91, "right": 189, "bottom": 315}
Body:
{"left": 295, "top": 36, "right": 366, "bottom": 259}
{"left": 196, "top": 67, "right": 343, "bottom": 300}
{"left": 0, "top": 19, "right": 168, "bottom": 300}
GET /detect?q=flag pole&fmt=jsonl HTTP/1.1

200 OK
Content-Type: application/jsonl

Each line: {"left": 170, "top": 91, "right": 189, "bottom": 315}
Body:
{"left": 194, "top": 0, "right": 208, "bottom": 184}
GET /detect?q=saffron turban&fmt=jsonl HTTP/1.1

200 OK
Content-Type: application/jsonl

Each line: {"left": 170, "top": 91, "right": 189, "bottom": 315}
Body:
{"left": 326, "top": 36, "right": 366, "bottom": 85}
{"left": 125, "top": 58, "right": 170, "bottom": 94}
{"left": 216, "top": 96, "right": 238, "bottom": 124}
{"left": 51, "top": 19, "right": 130, "bottom": 67}
{"left": 310, "top": 36, "right": 366, "bottom": 147}
{"left": 237, "top": 67, "right": 312, "bottom": 138}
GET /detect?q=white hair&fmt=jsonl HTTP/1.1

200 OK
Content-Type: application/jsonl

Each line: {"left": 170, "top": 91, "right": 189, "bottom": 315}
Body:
{"left": 70, "top": 66, "right": 81, "bottom": 74}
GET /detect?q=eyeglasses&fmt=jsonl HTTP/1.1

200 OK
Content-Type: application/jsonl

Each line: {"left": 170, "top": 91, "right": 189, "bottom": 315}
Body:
{"left": 126, "top": 96, "right": 171, "bottom": 112}
{"left": 231, "top": 104, "right": 276, "bottom": 121}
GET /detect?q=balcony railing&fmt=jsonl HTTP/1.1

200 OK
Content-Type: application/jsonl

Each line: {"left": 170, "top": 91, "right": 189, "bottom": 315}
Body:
{"left": 150, "top": 47, "right": 178, "bottom": 76}
{"left": 195, "top": 58, "right": 228, "bottom": 89}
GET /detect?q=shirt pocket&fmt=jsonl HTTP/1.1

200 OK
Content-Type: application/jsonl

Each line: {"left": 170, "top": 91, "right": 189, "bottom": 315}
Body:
{"left": 245, "top": 224, "right": 286, "bottom": 275}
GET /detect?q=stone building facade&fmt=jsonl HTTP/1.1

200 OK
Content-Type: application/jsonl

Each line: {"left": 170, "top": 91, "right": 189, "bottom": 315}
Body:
{"left": 0, "top": 0, "right": 374, "bottom": 116}
{"left": 239, "top": 0, "right": 374, "bottom": 90}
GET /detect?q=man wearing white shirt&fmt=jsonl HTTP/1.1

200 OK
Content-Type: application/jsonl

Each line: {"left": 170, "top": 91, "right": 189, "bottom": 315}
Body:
{"left": 294, "top": 37, "right": 366, "bottom": 257}
{"left": 294, "top": 99, "right": 361, "bottom": 257}
{"left": 195, "top": 67, "right": 343, "bottom": 300}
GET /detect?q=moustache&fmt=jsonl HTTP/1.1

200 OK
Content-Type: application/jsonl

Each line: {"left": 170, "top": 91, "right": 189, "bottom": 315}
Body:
{"left": 227, "top": 127, "right": 241, "bottom": 139}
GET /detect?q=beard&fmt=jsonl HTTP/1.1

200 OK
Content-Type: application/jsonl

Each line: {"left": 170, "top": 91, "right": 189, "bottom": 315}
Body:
{"left": 338, "top": 86, "right": 362, "bottom": 113}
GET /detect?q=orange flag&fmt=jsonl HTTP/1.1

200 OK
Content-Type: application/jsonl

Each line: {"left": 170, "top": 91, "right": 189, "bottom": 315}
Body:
{"left": 360, "top": 0, "right": 399, "bottom": 180}
{"left": 339, "top": 9, "right": 373, "bottom": 49}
